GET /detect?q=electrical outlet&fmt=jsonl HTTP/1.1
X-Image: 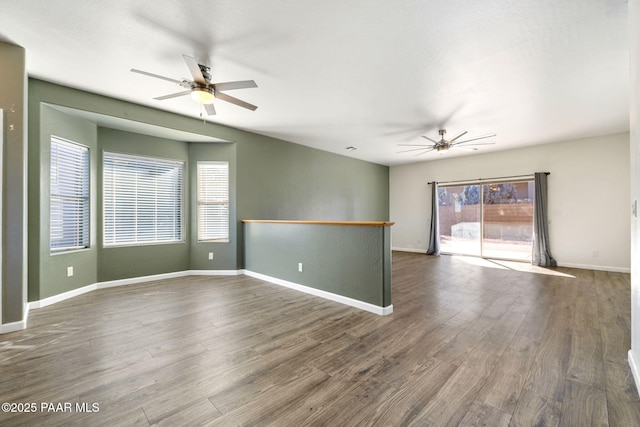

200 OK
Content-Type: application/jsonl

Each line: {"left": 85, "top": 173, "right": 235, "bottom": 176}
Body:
{"left": 208, "top": 252, "right": 214, "bottom": 260}
{"left": 592, "top": 249, "right": 599, "bottom": 257}
{"left": 67, "top": 266, "right": 74, "bottom": 277}
{"left": 298, "top": 262, "right": 303, "bottom": 272}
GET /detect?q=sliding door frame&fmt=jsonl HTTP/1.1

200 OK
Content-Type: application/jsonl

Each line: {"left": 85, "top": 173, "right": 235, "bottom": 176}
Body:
{"left": 438, "top": 175, "right": 534, "bottom": 261}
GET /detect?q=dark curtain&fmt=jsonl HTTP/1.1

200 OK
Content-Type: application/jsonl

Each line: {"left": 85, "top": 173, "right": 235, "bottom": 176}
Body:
{"left": 426, "top": 182, "right": 440, "bottom": 255}
{"left": 532, "top": 172, "right": 557, "bottom": 266}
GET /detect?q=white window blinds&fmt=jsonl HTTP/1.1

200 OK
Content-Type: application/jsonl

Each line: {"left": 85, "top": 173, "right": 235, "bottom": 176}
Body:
{"left": 103, "top": 152, "right": 184, "bottom": 246}
{"left": 50, "top": 137, "right": 90, "bottom": 252}
{"left": 197, "top": 162, "right": 229, "bottom": 241}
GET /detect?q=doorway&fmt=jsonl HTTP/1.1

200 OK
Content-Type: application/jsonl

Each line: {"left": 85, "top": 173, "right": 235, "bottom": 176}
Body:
{"left": 437, "top": 180, "right": 534, "bottom": 261}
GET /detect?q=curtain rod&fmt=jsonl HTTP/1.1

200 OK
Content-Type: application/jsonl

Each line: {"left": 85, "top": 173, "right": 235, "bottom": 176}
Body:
{"left": 428, "top": 172, "right": 549, "bottom": 186}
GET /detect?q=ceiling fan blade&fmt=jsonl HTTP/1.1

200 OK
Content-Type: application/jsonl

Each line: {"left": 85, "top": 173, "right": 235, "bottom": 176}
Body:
{"left": 396, "top": 146, "right": 435, "bottom": 153}
{"left": 153, "top": 90, "right": 191, "bottom": 101}
{"left": 449, "top": 131, "right": 468, "bottom": 143}
{"left": 397, "top": 143, "right": 432, "bottom": 147}
{"left": 452, "top": 133, "right": 497, "bottom": 145}
{"left": 204, "top": 103, "right": 216, "bottom": 116}
{"left": 421, "top": 136, "right": 439, "bottom": 144}
{"left": 182, "top": 54, "right": 207, "bottom": 85}
{"left": 213, "top": 80, "right": 257, "bottom": 91}
{"left": 450, "top": 146, "right": 478, "bottom": 151}
{"left": 215, "top": 92, "right": 258, "bottom": 111}
{"left": 131, "top": 69, "right": 183, "bottom": 85}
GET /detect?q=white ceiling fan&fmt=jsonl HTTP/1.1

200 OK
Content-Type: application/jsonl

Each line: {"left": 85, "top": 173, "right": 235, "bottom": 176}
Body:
{"left": 397, "top": 129, "right": 496, "bottom": 156}
{"left": 131, "top": 54, "right": 257, "bottom": 116}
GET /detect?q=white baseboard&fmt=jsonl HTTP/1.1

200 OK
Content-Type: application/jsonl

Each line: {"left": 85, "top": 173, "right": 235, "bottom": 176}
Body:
{"left": 0, "top": 319, "right": 27, "bottom": 334}
{"left": 243, "top": 270, "right": 393, "bottom": 316}
{"left": 629, "top": 350, "right": 640, "bottom": 394}
{"left": 97, "top": 271, "right": 191, "bottom": 289}
{"left": 392, "top": 247, "right": 426, "bottom": 254}
{"left": 29, "top": 283, "right": 98, "bottom": 309}
{"left": 186, "top": 270, "right": 243, "bottom": 276}
{"left": 557, "top": 262, "right": 631, "bottom": 274}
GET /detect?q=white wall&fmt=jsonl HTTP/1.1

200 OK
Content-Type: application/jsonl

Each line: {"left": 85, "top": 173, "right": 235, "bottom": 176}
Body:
{"left": 390, "top": 132, "right": 630, "bottom": 272}
{"left": 628, "top": 0, "right": 640, "bottom": 390}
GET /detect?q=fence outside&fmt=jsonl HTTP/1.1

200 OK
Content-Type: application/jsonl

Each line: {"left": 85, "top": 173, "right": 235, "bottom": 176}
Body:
{"left": 439, "top": 203, "right": 534, "bottom": 242}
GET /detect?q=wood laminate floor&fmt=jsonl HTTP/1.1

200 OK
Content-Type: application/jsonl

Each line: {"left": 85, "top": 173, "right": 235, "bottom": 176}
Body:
{"left": 1, "top": 252, "right": 639, "bottom": 426}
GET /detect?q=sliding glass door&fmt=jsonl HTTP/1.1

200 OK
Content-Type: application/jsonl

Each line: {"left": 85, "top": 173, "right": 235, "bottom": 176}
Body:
{"left": 481, "top": 181, "right": 534, "bottom": 261}
{"left": 438, "top": 185, "right": 481, "bottom": 256}
{"left": 438, "top": 180, "right": 534, "bottom": 261}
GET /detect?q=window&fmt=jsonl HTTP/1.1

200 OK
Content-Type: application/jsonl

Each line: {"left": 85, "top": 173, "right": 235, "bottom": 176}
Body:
{"left": 103, "top": 152, "right": 184, "bottom": 246}
{"left": 197, "top": 162, "right": 229, "bottom": 242}
{"left": 50, "top": 137, "right": 90, "bottom": 252}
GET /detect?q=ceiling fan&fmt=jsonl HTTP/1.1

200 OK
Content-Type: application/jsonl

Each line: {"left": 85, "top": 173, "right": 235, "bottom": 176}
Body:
{"left": 131, "top": 54, "right": 257, "bottom": 116}
{"left": 397, "top": 129, "right": 496, "bottom": 156}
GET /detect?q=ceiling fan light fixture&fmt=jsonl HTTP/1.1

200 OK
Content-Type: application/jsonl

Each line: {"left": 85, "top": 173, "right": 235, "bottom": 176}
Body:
{"left": 436, "top": 145, "right": 449, "bottom": 152}
{"left": 190, "top": 87, "right": 215, "bottom": 104}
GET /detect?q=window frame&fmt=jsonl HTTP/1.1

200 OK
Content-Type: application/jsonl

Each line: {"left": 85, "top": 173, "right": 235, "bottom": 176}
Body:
{"left": 102, "top": 151, "right": 185, "bottom": 248}
{"left": 49, "top": 136, "right": 90, "bottom": 254}
{"left": 197, "top": 161, "right": 230, "bottom": 243}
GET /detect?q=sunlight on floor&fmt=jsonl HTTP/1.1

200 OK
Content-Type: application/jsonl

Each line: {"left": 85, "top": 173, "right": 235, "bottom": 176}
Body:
{"left": 453, "top": 255, "right": 575, "bottom": 278}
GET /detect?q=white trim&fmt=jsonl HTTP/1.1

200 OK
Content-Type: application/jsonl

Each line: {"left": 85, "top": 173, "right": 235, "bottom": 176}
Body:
{"left": 557, "top": 262, "right": 631, "bottom": 274}
{"left": 392, "top": 247, "right": 427, "bottom": 253}
{"left": 629, "top": 350, "right": 640, "bottom": 393}
{"left": 243, "top": 270, "right": 393, "bottom": 316}
{"left": 0, "top": 319, "right": 26, "bottom": 334}
{"left": 29, "top": 283, "right": 98, "bottom": 309}
{"left": 186, "top": 270, "right": 242, "bottom": 276}
{"left": 96, "top": 271, "right": 190, "bottom": 289}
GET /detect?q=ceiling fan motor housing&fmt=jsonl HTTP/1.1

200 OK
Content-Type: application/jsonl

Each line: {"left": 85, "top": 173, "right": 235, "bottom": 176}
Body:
{"left": 199, "top": 64, "right": 212, "bottom": 82}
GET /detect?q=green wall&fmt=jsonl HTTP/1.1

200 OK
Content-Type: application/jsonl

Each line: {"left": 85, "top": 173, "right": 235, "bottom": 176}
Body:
{"left": 189, "top": 142, "right": 238, "bottom": 271}
{"left": 237, "top": 134, "right": 389, "bottom": 220}
{"left": 244, "top": 222, "right": 393, "bottom": 307}
{"left": 236, "top": 134, "right": 389, "bottom": 265}
{"left": 27, "top": 78, "right": 390, "bottom": 302}
{"left": 0, "top": 41, "right": 27, "bottom": 323}
{"left": 97, "top": 128, "right": 190, "bottom": 281}
{"left": 28, "top": 105, "right": 98, "bottom": 300}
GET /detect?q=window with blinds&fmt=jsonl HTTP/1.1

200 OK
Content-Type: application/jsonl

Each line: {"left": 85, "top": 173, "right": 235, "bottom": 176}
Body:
{"left": 103, "top": 152, "right": 184, "bottom": 246}
{"left": 197, "top": 162, "right": 229, "bottom": 242}
{"left": 50, "top": 137, "right": 90, "bottom": 252}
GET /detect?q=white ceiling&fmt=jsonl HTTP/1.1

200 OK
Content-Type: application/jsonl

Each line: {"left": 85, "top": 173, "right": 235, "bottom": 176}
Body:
{"left": 0, "top": 0, "right": 629, "bottom": 166}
